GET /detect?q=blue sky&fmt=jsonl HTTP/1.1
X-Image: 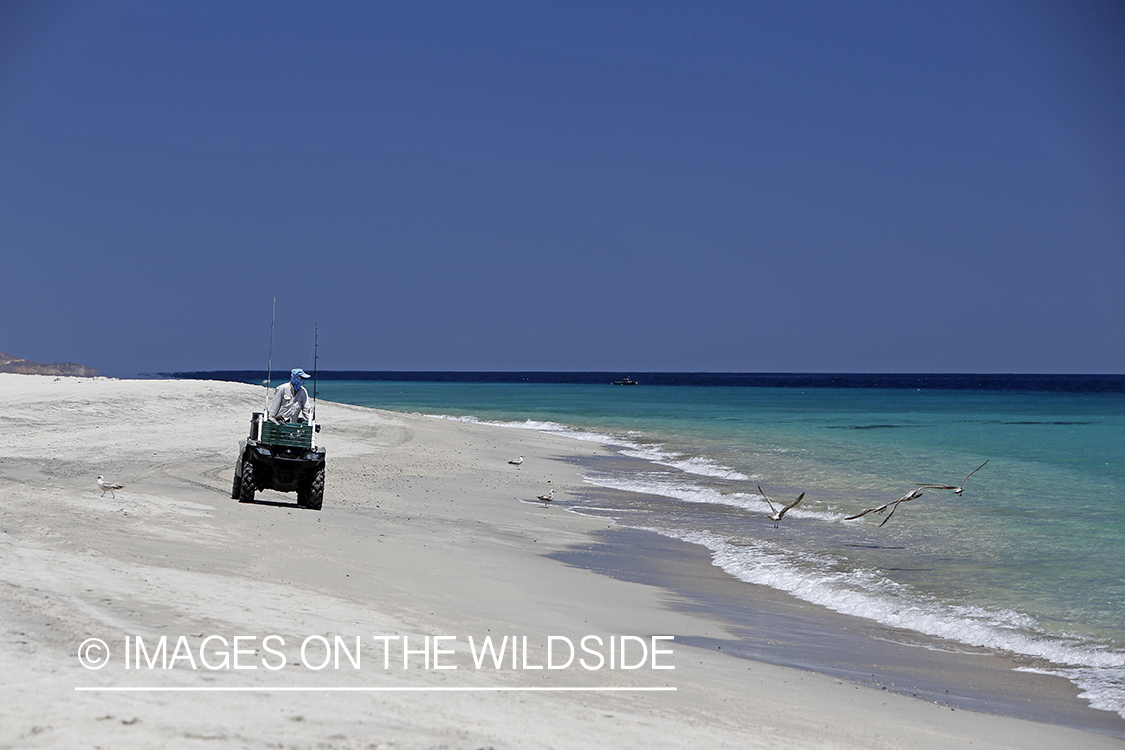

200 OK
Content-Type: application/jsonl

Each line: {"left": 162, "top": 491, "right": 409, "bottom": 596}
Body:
{"left": 2, "top": 1, "right": 1122, "bottom": 375}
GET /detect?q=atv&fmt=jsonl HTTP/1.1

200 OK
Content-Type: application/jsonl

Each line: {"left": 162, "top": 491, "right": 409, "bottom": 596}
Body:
{"left": 232, "top": 412, "right": 326, "bottom": 510}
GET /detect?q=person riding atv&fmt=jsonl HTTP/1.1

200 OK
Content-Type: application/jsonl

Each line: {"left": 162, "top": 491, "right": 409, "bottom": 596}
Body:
{"left": 232, "top": 369, "right": 326, "bottom": 510}
{"left": 268, "top": 368, "right": 312, "bottom": 424}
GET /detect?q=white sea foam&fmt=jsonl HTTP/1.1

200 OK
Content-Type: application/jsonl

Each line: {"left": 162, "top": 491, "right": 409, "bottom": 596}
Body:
{"left": 1016, "top": 666, "right": 1125, "bottom": 717}
{"left": 582, "top": 471, "right": 844, "bottom": 522}
{"left": 428, "top": 413, "right": 630, "bottom": 447}
{"left": 617, "top": 445, "right": 752, "bottom": 480}
{"left": 638, "top": 525, "right": 1125, "bottom": 718}
{"left": 581, "top": 471, "right": 758, "bottom": 510}
{"left": 427, "top": 413, "right": 753, "bottom": 481}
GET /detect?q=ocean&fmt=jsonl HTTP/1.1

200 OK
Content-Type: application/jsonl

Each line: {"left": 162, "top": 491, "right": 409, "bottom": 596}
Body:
{"left": 187, "top": 371, "right": 1125, "bottom": 725}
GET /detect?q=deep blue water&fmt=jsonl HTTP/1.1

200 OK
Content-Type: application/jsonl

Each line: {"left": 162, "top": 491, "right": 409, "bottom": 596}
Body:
{"left": 177, "top": 370, "right": 1125, "bottom": 392}
{"left": 181, "top": 371, "right": 1125, "bottom": 719}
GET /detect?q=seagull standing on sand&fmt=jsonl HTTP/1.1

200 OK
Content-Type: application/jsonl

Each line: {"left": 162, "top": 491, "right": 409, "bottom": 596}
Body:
{"left": 96, "top": 475, "right": 124, "bottom": 498}
{"left": 758, "top": 485, "right": 804, "bottom": 528}
{"left": 920, "top": 459, "right": 990, "bottom": 496}
{"left": 537, "top": 489, "right": 555, "bottom": 503}
{"left": 509, "top": 455, "right": 524, "bottom": 468}
{"left": 844, "top": 487, "right": 924, "bottom": 527}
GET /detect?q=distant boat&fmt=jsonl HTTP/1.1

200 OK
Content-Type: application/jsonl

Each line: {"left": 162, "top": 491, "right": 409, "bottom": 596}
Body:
{"left": 613, "top": 377, "right": 638, "bottom": 385}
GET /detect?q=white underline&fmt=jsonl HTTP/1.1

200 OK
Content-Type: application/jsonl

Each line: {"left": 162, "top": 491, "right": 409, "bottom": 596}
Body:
{"left": 75, "top": 686, "right": 677, "bottom": 692}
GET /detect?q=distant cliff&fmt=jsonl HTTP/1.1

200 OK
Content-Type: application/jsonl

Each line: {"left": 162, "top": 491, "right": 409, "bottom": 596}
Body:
{"left": 0, "top": 351, "right": 99, "bottom": 377}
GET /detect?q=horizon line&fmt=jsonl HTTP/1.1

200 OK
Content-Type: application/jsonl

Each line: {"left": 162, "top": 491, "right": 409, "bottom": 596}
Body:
{"left": 155, "top": 369, "right": 1125, "bottom": 377}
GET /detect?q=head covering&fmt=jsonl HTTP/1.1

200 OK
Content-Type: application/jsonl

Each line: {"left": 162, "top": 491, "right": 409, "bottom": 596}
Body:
{"left": 290, "top": 368, "right": 310, "bottom": 390}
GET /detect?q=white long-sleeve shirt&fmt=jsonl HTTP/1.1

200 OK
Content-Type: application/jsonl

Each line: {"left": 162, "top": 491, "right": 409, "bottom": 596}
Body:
{"left": 268, "top": 382, "right": 310, "bottom": 423}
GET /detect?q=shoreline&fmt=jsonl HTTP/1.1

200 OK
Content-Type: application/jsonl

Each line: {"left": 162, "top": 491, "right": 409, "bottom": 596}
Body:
{"left": 548, "top": 448, "right": 1125, "bottom": 738}
{"left": 3, "top": 374, "right": 1123, "bottom": 748}
{"left": 551, "top": 524, "right": 1125, "bottom": 738}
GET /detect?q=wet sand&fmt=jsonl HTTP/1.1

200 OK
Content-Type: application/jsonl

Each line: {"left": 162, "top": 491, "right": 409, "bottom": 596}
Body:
{"left": 550, "top": 525, "right": 1125, "bottom": 737}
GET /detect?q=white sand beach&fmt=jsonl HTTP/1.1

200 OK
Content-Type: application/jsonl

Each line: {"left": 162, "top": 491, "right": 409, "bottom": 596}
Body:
{"left": 2, "top": 373, "right": 1121, "bottom": 749}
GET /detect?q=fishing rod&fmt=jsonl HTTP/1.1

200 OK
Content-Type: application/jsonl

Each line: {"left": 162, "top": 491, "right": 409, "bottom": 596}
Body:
{"left": 265, "top": 297, "right": 276, "bottom": 410}
{"left": 311, "top": 323, "right": 319, "bottom": 422}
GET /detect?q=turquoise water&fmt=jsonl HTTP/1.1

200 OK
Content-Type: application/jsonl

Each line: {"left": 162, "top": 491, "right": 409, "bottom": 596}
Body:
{"left": 294, "top": 377, "right": 1125, "bottom": 718}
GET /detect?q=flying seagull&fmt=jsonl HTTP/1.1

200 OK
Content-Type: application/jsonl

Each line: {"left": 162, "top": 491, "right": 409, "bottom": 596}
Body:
{"left": 844, "top": 487, "right": 924, "bottom": 527}
{"left": 919, "top": 459, "right": 990, "bottom": 496}
{"left": 537, "top": 489, "right": 555, "bottom": 503}
{"left": 758, "top": 485, "right": 804, "bottom": 528}
{"left": 508, "top": 455, "right": 524, "bottom": 468}
{"left": 96, "top": 475, "right": 124, "bottom": 498}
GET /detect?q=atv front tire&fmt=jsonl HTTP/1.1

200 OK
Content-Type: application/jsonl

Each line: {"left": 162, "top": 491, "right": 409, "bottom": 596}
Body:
{"left": 238, "top": 460, "right": 256, "bottom": 503}
{"left": 298, "top": 467, "right": 325, "bottom": 511}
